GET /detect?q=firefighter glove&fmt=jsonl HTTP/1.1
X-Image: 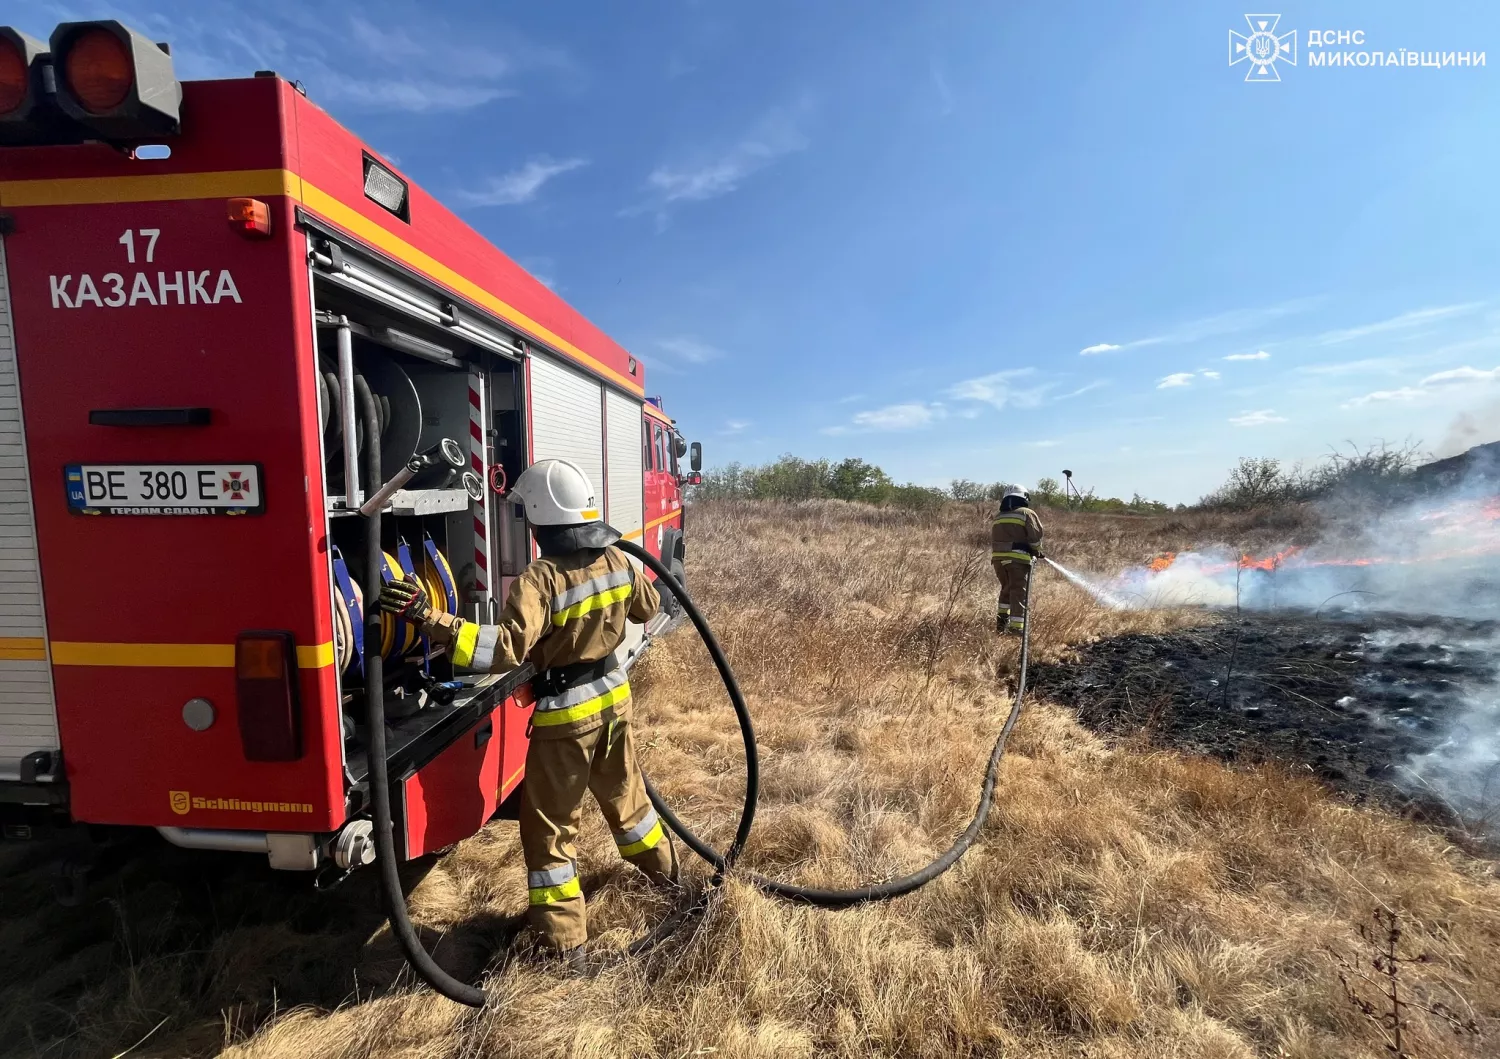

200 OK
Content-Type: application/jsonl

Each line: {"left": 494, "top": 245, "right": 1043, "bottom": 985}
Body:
{"left": 379, "top": 576, "right": 434, "bottom": 624}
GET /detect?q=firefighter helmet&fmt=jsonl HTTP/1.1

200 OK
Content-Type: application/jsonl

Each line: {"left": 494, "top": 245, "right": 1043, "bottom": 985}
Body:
{"left": 1000, "top": 486, "right": 1030, "bottom": 512}
{"left": 511, "top": 459, "right": 601, "bottom": 527}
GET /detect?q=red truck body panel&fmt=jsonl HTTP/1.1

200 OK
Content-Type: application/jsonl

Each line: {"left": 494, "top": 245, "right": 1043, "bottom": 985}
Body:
{"left": 0, "top": 76, "right": 658, "bottom": 840}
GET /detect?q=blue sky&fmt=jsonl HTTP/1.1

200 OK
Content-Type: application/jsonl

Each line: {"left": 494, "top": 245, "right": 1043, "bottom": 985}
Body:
{"left": 15, "top": 1, "right": 1500, "bottom": 503}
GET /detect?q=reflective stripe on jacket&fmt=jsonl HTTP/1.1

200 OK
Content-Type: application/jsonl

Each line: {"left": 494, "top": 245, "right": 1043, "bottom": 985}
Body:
{"left": 991, "top": 507, "right": 1044, "bottom": 564}
{"left": 452, "top": 545, "right": 661, "bottom": 738}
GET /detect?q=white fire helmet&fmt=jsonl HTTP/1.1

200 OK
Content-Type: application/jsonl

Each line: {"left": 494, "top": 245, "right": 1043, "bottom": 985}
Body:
{"left": 1001, "top": 486, "right": 1029, "bottom": 510}
{"left": 510, "top": 459, "right": 601, "bottom": 527}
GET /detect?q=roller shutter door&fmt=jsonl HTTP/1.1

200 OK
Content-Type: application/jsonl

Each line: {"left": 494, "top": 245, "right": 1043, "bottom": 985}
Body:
{"left": 0, "top": 236, "right": 59, "bottom": 779}
{"left": 604, "top": 391, "right": 644, "bottom": 540}
{"left": 529, "top": 355, "right": 605, "bottom": 509}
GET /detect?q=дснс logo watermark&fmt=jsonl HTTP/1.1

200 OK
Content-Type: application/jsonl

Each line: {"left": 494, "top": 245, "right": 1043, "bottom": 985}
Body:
{"left": 1230, "top": 15, "right": 1486, "bottom": 80}
{"left": 1229, "top": 14, "right": 1296, "bottom": 81}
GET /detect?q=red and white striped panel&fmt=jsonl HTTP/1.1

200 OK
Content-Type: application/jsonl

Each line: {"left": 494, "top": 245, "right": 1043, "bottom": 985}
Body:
{"left": 468, "top": 366, "right": 490, "bottom": 614}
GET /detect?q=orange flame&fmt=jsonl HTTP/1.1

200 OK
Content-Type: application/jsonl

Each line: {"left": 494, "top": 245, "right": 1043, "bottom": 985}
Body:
{"left": 1235, "top": 545, "right": 1303, "bottom": 572}
{"left": 1138, "top": 493, "right": 1500, "bottom": 578}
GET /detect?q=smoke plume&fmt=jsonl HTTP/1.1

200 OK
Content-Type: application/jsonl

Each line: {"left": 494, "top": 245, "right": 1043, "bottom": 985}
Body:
{"left": 1103, "top": 466, "right": 1500, "bottom": 832}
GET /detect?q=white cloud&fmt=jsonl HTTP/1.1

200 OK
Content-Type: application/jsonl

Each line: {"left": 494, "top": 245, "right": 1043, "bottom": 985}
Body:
{"left": 1091, "top": 299, "right": 1321, "bottom": 356}
{"left": 945, "top": 369, "right": 1045, "bottom": 409}
{"left": 1341, "top": 364, "right": 1499, "bottom": 407}
{"left": 641, "top": 101, "right": 810, "bottom": 206}
{"left": 1229, "top": 409, "right": 1288, "bottom": 427}
{"left": 1342, "top": 388, "right": 1424, "bottom": 407}
{"left": 1157, "top": 372, "right": 1195, "bottom": 389}
{"left": 1296, "top": 356, "right": 1404, "bottom": 377}
{"left": 720, "top": 419, "right": 750, "bottom": 435}
{"left": 1421, "top": 365, "right": 1500, "bottom": 386}
{"left": 657, "top": 337, "right": 727, "bottom": 364}
{"left": 144, "top": 10, "right": 576, "bottom": 114}
{"left": 519, "top": 257, "right": 557, "bottom": 290}
{"left": 1224, "top": 350, "right": 1270, "bottom": 361}
{"left": 455, "top": 157, "right": 587, "bottom": 207}
{"left": 1025, "top": 440, "right": 1061, "bottom": 448}
{"left": 1079, "top": 342, "right": 1121, "bottom": 356}
{"left": 1201, "top": 370, "right": 1221, "bottom": 380}
{"left": 850, "top": 402, "right": 943, "bottom": 431}
{"left": 1315, "top": 303, "right": 1484, "bottom": 345}
{"left": 1056, "top": 380, "right": 1108, "bottom": 399}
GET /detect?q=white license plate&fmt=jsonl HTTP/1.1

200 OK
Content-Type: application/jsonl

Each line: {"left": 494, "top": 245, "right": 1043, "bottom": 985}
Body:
{"left": 65, "top": 463, "right": 264, "bottom": 515}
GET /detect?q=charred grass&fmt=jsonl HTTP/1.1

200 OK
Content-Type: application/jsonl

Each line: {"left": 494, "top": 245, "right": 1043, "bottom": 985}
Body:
{"left": 2, "top": 498, "right": 1498, "bottom": 1058}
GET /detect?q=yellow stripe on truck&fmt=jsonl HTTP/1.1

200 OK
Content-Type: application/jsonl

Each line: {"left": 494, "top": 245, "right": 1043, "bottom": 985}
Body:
{"left": 0, "top": 168, "right": 642, "bottom": 395}
{"left": 49, "top": 641, "right": 335, "bottom": 669}
{"left": 0, "top": 637, "right": 47, "bottom": 661}
{"left": 0, "top": 169, "right": 298, "bottom": 207}
{"left": 620, "top": 511, "right": 683, "bottom": 541}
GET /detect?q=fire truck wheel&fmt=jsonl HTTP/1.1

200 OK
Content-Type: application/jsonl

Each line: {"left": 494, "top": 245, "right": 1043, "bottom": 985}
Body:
{"left": 664, "top": 557, "right": 687, "bottom": 616}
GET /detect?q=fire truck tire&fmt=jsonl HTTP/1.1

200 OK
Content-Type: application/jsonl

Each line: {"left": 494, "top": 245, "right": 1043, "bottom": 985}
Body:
{"left": 664, "top": 557, "right": 687, "bottom": 616}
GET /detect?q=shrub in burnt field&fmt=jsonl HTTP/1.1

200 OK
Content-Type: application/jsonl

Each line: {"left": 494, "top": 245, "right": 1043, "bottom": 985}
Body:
{"left": 1331, "top": 908, "right": 1481, "bottom": 1058}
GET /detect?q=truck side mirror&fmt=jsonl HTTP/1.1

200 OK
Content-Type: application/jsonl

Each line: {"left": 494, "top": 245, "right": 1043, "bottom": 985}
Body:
{"left": 673, "top": 435, "right": 687, "bottom": 459}
{"left": 689, "top": 441, "right": 702, "bottom": 472}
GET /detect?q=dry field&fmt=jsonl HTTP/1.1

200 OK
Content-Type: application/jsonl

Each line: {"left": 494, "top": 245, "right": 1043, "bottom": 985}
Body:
{"left": 3, "top": 499, "right": 1498, "bottom": 1058}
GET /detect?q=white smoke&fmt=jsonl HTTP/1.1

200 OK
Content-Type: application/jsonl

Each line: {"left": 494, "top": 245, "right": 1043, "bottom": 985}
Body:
{"left": 1395, "top": 627, "right": 1500, "bottom": 832}
{"left": 1109, "top": 494, "right": 1499, "bottom": 620}
{"left": 1437, "top": 396, "right": 1500, "bottom": 458}
{"left": 1104, "top": 467, "right": 1500, "bottom": 831}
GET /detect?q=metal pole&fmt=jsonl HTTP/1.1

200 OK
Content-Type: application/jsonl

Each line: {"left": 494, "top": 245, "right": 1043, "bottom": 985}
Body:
{"left": 336, "top": 316, "right": 361, "bottom": 506}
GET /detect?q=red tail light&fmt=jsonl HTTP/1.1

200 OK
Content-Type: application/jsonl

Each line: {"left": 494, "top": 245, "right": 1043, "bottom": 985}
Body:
{"left": 235, "top": 632, "right": 302, "bottom": 761}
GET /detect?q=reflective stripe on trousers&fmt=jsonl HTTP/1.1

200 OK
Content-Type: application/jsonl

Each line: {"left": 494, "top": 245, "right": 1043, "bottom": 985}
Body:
{"left": 533, "top": 666, "right": 631, "bottom": 727}
{"left": 614, "top": 806, "right": 664, "bottom": 857}
{"left": 551, "top": 568, "right": 634, "bottom": 626}
{"left": 992, "top": 551, "right": 1034, "bottom": 563}
{"left": 527, "top": 861, "right": 582, "bottom": 906}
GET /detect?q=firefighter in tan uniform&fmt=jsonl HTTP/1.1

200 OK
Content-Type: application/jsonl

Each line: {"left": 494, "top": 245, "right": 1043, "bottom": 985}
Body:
{"left": 991, "top": 487, "right": 1044, "bottom": 634}
{"left": 378, "top": 459, "right": 674, "bottom": 959}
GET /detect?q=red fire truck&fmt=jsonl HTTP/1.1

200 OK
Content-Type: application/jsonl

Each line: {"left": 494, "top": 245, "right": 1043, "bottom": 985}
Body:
{"left": 0, "top": 21, "right": 699, "bottom": 878}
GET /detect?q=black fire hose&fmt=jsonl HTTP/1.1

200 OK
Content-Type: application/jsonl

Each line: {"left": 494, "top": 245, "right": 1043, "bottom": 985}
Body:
{"left": 358, "top": 377, "right": 488, "bottom": 1008}
{"left": 611, "top": 539, "right": 761, "bottom": 956}
{"left": 627, "top": 546, "right": 1035, "bottom": 910}
{"left": 359, "top": 417, "right": 1031, "bottom": 995}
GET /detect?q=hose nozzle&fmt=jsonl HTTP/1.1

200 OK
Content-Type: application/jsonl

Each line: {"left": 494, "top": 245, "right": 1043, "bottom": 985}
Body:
{"left": 358, "top": 439, "right": 467, "bottom": 516}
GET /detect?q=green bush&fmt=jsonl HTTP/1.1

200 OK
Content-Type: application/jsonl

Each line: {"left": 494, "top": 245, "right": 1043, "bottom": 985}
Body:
{"left": 1196, "top": 441, "right": 1425, "bottom": 510}
{"left": 690, "top": 455, "right": 1169, "bottom": 514}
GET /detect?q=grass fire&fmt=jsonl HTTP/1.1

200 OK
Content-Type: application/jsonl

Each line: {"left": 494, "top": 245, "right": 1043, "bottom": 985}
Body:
{"left": 4, "top": 457, "right": 1499, "bottom": 1058}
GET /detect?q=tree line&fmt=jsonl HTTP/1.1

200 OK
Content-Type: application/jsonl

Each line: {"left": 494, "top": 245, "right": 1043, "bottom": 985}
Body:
{"left": 691, "top": 440, "right": 1431, "bottom": 515}
{"left": 691, "top": 455, "right": 1170, "bottom": 514}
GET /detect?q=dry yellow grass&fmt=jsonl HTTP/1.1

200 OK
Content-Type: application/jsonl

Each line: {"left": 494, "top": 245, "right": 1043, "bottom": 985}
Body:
{"left": 3, "top": 498, "right": 1497, "bottom": 1058}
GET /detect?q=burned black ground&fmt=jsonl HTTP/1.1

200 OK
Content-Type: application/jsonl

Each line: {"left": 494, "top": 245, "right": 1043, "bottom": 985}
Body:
{"left": 1030, "top": 611, "right": 1499, "bottom": 830}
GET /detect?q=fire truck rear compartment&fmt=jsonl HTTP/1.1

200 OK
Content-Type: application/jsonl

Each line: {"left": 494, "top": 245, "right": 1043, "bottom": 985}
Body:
{"left": 310, "top": 279, "right": 530, "bottom": 869}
